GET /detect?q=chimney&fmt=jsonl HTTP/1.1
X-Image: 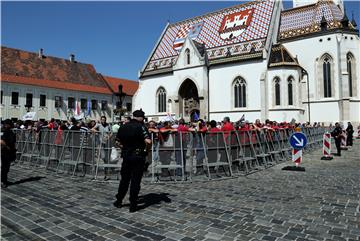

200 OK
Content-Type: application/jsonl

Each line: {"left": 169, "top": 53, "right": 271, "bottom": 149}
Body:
{"left": 38, "top": 48, "right": 44, "bottom": 58}
{"left": 69, "top": 54, "right": 75, "bottom": 62}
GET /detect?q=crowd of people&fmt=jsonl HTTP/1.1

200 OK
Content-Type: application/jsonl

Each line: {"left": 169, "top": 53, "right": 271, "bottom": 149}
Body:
{"left": 2, "top": 115, "right": 359, "bottom": 145}
{"left": 6, "top": 115, "right": 331, "bottom": 133}
{"left": 1, "top": 112, "right": 359, "bottom": 211}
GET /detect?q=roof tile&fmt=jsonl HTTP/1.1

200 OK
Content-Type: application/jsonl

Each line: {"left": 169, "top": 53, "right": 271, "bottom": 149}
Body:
{"left": 1, "top": 74, "right": 112, "bottom": 94}
{"left": 1, "top": 46, "right": 136, "bottom": 95}
{"left": 102, "top": 76, "right": 139, "bottom": 96}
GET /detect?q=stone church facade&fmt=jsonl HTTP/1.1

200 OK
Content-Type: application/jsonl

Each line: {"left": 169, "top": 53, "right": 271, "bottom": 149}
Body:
{"left": 133, "top": 0, "right": 359, "bottom": 124}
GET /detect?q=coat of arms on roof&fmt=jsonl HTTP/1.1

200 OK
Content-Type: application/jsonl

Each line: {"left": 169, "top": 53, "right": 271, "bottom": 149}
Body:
{"left": 173, "top": 22, "right": 204, "bottom": 51}
{"left": 219, "top": 8, "right": 254, "bottom": 41}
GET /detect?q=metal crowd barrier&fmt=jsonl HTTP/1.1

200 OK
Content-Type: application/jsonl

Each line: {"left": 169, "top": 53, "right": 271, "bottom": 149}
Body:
{"left": 13, "top": 127, "right": 326, "bottom": 182}
{"left": 151, "top": 132, "right": 185, "bottom": 182}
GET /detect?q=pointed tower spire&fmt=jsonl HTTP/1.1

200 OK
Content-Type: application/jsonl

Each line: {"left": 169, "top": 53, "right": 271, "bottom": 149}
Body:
{"left": 341, "top": 7, "right": 349, "bottom": 28}
{"left": 351, "top": 12, "right": 357, "bottom": 28}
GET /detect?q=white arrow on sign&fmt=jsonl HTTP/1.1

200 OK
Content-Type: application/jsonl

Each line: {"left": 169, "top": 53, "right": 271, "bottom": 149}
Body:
{"left": 293, "top": 135, "right": 304, "bottom": 146}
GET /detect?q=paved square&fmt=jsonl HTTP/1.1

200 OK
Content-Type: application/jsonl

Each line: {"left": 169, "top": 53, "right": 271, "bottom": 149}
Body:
{"left": 1, "top": 141, "right": 360, "bottom": 241}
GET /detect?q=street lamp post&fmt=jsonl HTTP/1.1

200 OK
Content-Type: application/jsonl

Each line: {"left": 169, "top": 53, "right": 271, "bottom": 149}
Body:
{"left": 302, "top": 69, "right": 310, "bottom": 123}
{"left": 114, "top": 84, "right": 127, "bottom": 123}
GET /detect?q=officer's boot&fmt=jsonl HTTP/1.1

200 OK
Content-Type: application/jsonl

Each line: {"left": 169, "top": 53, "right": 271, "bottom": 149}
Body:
{"left": 129, "top": 203, "right": 137, "bottom": 213}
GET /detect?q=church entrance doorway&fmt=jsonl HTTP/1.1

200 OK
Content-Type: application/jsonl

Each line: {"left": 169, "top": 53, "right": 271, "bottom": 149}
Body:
{"left": 178, "top": 79, "right": 199, "bottom": 122}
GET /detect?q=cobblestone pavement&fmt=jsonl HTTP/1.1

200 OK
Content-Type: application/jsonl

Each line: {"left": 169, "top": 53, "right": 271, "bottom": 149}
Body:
{"left": 1, "top": 140, "right": 360, "bottom": 241}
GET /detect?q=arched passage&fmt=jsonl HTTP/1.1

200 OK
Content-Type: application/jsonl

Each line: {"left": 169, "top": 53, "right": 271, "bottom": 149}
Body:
{"left": 178, "top": 79, "right": 199, "bottom": 121}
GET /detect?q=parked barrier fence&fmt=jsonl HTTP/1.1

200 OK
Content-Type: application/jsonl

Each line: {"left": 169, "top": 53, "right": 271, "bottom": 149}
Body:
{"left": 13, "top": 127, "right": 327, "bottom": 182}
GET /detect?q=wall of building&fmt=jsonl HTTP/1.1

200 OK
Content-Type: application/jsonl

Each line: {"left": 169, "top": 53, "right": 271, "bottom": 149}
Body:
{"left": 1, "top": 83, "right": 114, "bottom": 121}
{"left": 209, "top": 59, "right": 266, "bottom": 122}
{"left": 282, "top": 32, "right": 360, "bottom": 124}
{"left": 134, "top": 38, "right": 209, "bottom": 120}
{"left": 267, "top": 68, "right": 305, "bottom": 122}
{"left": 133, "top": 73, "right": 175, "bottom": 118}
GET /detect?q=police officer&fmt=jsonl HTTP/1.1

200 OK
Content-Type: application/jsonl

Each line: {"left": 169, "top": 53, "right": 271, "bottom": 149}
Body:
{"left": 113, "top": 109, "right": 151, "bottom": 212}
{"left": 331, "top": 122, "right": 343, "bottom": 156}
{"left": 1, "top": 119, "right": 16, "bottom": 188}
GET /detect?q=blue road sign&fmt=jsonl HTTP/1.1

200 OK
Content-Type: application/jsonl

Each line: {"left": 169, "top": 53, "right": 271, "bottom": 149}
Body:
{"left": 289, "top": 132, "right": 307, "bottom": 150}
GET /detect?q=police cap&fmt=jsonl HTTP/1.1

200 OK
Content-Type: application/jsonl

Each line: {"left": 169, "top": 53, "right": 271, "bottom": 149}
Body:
{"left": 133, "top": 109, "right": 145, "bottom": 118}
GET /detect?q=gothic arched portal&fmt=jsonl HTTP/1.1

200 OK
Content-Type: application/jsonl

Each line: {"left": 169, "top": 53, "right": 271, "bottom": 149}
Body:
{"left": 178, "top": 79, "right": 199, "bottom": 121}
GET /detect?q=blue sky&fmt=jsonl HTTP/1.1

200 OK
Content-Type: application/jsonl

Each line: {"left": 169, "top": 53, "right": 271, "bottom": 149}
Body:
{"left": 2, "top": 1, "right": 359, "bottom": 81}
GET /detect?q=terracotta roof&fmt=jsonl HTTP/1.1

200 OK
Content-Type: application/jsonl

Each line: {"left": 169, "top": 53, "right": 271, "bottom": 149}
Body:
{"left": 1, "top": 46, "right": 109, "bottom": 89}
{"left": 279, "top": 0, "right": 355, "bottom": 40}
{"left": 102, "top": 76, "right": 139, "bottom": 96}
{"left": 143, "top": 0, "right": 275, "bottom": 73}
{"left": 1, "top": 46, "right": 136, "bottom": 95}
{"left": 1, "top": 74, "right": 112, "bottom": 94}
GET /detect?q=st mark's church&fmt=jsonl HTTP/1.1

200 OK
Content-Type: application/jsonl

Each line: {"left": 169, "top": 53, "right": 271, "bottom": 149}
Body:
{"left": 133, "top": 0, "right": 359, "bottom": 125}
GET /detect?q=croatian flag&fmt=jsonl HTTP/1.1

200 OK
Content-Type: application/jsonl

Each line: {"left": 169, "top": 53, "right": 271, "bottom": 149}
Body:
{"left": 75, "top": 99, "right": 81, "bottom": 116}
{"left": 173, "top": 22, "right": 203, "bottom": 51}
{"left": 87, "top": 98, "right": 91, "bottom": 117}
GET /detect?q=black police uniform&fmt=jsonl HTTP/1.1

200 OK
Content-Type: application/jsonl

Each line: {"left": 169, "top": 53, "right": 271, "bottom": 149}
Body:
{"left": 1, "top": 123, "right": 16, "bottom": 187}
{"left": 114, "top": 115, "right": 150, "bottom": 212}
{"left": 331, "top": 126, "right": 342, "bottom": 156}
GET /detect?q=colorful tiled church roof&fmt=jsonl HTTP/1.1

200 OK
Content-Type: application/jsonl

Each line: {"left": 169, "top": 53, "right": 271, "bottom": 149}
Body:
{"left": 279, "top": 0, "right": 355, "bottom": 40}
{"left": 142, "top": 0, "right": 275, "bottom": 74}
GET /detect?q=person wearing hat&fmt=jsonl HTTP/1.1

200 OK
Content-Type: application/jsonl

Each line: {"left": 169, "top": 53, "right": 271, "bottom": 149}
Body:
{"left": 113, "top": 109, "right": 151, "bottom": 212}
{"left": 1, "top": 119, "right": 16, "bottom": 188}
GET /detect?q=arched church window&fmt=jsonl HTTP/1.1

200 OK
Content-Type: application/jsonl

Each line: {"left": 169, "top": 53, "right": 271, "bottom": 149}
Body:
{"left": 288, "top": 77, "right": 294, "bottom": 106}
{"left": 157, "top": 87, "right": 166, "bottom": 113}
{"left": 185, "top": 48, "right": 190, "bottom": 65}
{"left": 274, "top": 77, "right": 281, "bottom": 106}
{"left": 347, "top": 53, "right": 355, "bottom": 97}
{"left": 233, "top": 77, "right": 246, "bottom": 108}
{"left": 322, "top": 55, "right": 332, "bottom": 98}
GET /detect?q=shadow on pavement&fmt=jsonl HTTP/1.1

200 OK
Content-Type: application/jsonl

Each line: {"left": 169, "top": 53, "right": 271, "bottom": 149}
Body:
{"left": 137, "top": 193, "right": 172, "bottom": 210}
{"left": 8, "top": 176, "right": 46, "bottom": 186}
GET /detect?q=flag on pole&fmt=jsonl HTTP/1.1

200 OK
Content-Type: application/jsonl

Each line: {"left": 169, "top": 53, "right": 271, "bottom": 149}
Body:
{"left": 87, "top": 98, "right": 91, "bottom": 117}
{"left": 161, "top": 112, "right": 175, "bottom": 122}
{"left": 22, "top": 112, "right": 36, "bottom": 121}
{"left": 75, "top": 99, "right": 80, "bottom": 116}
{"left": 239, "top": 114, "right": 245, "bottom": 123}
{"left": 193, "top": 112, "right": 199, "bottom": 121}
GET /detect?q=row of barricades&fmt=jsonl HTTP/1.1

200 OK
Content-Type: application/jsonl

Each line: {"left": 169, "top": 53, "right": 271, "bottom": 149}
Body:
{"left": 321, "top": 128, "right": 356, "bottom": 160}
{"left": 14, "top": 129, "right": 119, "bottom": 179}
{"left": 13, "top": 127, "right": 327, "bottom": 182}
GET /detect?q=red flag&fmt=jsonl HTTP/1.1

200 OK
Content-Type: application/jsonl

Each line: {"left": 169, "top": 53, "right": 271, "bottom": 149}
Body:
{"left": 76, "top": 100, "right": 80, "bottom": 115}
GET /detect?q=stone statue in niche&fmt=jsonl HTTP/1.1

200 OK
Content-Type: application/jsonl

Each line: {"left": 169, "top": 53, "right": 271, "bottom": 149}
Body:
{"left": 184, "top": 97, "right": 199, "bottom": 116}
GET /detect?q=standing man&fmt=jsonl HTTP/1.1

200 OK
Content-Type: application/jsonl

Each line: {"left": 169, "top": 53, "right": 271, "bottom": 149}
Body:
{"left": 1, "top": 119, "right": 16, "bottom": 188}
{"left": 346, "top": 122, "right": 354, "bottom": 147}
{"left": 91, "top": 116, "right": 112, "bottom": 180}
{"left": 331, "top": 122, "right": 343, "bottom": 156}
{"left": 221, "top": 116, "right": 235, "bottom": 142}
{"left": 113, "top": 109, "right": 151, "bottom": 212}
